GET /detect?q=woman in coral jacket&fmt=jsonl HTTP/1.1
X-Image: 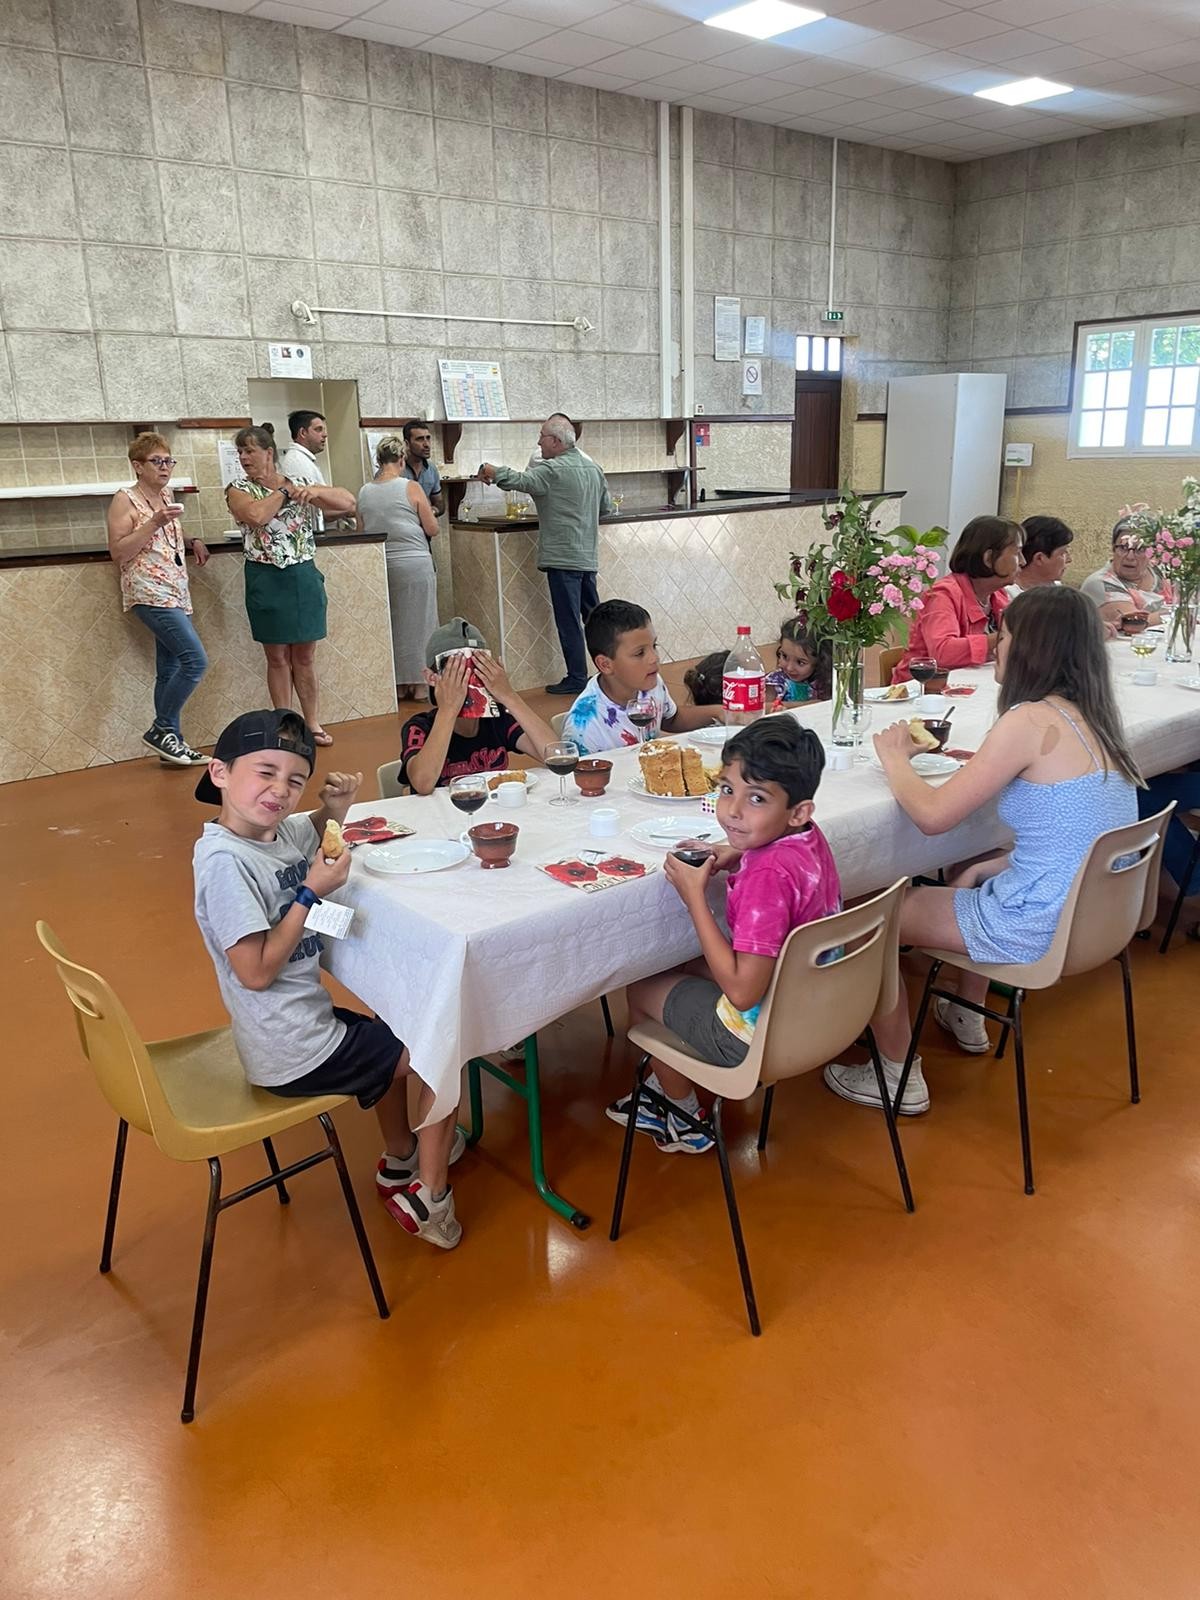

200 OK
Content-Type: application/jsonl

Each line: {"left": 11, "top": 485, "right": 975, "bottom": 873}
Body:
{"left": 893, "top": 515, "right": 1024, "bottom": 682}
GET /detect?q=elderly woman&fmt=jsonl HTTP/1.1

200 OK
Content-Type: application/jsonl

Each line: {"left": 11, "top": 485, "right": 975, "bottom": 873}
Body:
{"left": 225, "top": 423, "right": 356, "bottom": 747}
{"left": 106, "top": 431, "right": 210, "bottom": 766}
{"left": 1080, "top": 514, "right": 1172, "bottom": 627}
{"left": 357, "top": 433, "right": 440, "bottom": 703}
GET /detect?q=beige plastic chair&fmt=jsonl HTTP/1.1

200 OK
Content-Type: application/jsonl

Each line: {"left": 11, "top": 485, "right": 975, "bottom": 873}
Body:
{"left": 550, "top": 711, "right": 568, "bottom": 737}
{"left": 610, "top": 879, "right": 913, "bottom": 1335}
{"left": 36, "top": 922, "right": 389, "bottom": 1424}
{"left": 895, "top": 804, "right": 1173, "bottom": 1196}
{"left": 376, "top": 759, "right": 408, "bottom": 798}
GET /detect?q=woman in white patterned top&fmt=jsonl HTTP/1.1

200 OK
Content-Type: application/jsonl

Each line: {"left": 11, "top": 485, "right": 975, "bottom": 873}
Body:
{"left": 106, "top": 431, "right": 210, "bottom": 767}
{"left": 226, "top": 423, "right": 356, "bottom": 748}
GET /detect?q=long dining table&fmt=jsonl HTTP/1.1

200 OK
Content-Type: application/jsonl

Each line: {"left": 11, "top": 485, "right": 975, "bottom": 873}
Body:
{"left": 325, "top": 645, "right": 1200, "bottom": 1225}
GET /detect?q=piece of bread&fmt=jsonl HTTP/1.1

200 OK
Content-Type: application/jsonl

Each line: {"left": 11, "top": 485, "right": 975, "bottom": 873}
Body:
{"left": 885, "top": 682, "right": 909, "bottom": 701}
{"left": 486, "top": 769, "right": 527, "bottom": 791}
{"left": 639, "top": 739, "right": 687, "bottom": 797}
{"left": 907, "top": 718, "right": 940, "bottom": 753}
{"left": 322, "top": 819, "right": 346, "bottom": 859}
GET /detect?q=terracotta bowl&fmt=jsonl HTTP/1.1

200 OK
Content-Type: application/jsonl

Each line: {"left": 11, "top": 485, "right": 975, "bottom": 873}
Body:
{"left": 468, "top": 820, "right": 519, "bottom": 868}
{"left": 573, "top": 758, "right": 613, "bottom": 796}
{"left": 920, "top": 718, "right": 952, "bottom": 751}
{"left": 1119, "top": 611, "right": 1149, "bottom": 635}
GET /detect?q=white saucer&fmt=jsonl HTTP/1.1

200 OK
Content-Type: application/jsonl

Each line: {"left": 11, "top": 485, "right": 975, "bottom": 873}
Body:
{"left": 687, "top": 724, "right": 731, "bottom": 746}
{"left": 362, "top": 839, "right": 470, "bottom": 875}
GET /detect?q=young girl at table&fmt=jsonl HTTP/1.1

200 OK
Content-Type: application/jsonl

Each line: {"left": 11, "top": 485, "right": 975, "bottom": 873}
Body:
{"left": 768, "top": 615, "right": 831, "bottom": 705}
{"left": 192, "top": 709, "right": 467, "bottom": 1248}
{"left": 825, "top": 585, "right": 1142, "bottom": 1116}
{"left": 401, "top": 617, "right": 559, "bottom": 793}
{"left": 608, "top": 717, "right": 841, "bottom": 1154}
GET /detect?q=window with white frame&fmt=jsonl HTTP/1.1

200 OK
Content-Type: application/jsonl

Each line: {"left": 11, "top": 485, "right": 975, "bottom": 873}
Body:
{"left": 796, "top": 334, "right": 841, "bottom": 373}
{"left": 1069, "top": 316, "right": 1200, "bottom": 457}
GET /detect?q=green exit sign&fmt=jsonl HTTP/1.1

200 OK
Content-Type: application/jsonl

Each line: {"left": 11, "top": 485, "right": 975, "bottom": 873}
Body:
{"left": 823, "top": 309, "right": 843, "bottom": 322}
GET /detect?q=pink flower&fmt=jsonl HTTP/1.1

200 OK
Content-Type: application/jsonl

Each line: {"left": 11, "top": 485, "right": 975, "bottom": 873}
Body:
{"left": 868, "top": 601, "right": 885, "bottom": 615}
{"left": 908, "top": 577, "right": 924, "bottom": 593}
{"left": 882, "top": 583, "right": 904, "bottom": 607}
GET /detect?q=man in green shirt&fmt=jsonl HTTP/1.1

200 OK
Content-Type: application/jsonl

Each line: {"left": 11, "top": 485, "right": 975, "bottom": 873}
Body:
{"left": 480, "top": 416, "right": 616, "bottom": 694}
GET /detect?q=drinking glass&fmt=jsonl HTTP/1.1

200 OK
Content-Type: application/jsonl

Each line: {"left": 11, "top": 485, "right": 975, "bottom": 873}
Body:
{"left": 1129, "top": 631, "right": 1160, "bottom": 679}
{"left": 908, "top": 657, "right": 937, "bottom": 690}
{"left": 625, "top": 692, "right": 656, "bottom": 742}
{"left": 449, "top": 774, "right": 489, "bottom": 818}
{"left": 544, "top": 740, "right": 579, "bottom": 806}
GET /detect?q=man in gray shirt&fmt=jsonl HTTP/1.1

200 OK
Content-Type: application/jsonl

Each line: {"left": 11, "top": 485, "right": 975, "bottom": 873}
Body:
{"left": 481, "top": 416, "right": 616, "bottom": 694}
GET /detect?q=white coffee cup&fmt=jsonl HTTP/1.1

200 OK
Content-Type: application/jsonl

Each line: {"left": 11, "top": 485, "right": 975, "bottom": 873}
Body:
{"left": 1132, "top": 668, "right": 1157, "bottom": 686}
{"left": 494, "top": 780, "right": 527, "bottom": 808}
{"left": 589, "top": 807, "right": 620, "bottom": 838}
{"left": 827, "top": 747, "right": 852, "bottom": 771}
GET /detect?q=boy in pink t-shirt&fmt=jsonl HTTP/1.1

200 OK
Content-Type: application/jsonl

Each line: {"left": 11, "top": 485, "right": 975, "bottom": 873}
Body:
{"left": 609, "top": 717, "right": 841, "bottom": 1154}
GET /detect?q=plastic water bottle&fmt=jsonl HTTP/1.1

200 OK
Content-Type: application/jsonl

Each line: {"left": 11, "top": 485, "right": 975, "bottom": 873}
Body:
{"left": 722, "top": 626, "right": 766, "bottom": 726}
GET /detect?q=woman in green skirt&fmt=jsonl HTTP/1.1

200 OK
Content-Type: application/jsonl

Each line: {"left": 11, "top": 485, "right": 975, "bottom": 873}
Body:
{"left": 226, "top": 423, "right": 356, "bottom": 746}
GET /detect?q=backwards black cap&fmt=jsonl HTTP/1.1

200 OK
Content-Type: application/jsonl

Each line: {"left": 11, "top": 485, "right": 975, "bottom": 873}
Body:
{"left": 194, "top": 709, "right": 316, "bottom": 805}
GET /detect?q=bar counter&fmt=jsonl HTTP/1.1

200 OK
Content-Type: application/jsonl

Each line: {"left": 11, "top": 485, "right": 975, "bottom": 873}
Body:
{"left": 0, "top": 531, "right": 394, "bottom": 783}
{"left": 450, "top": 491, "right": 903, "bottom": 691}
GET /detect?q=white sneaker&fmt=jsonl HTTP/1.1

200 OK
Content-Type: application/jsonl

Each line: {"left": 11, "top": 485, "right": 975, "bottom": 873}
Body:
{"left": 824, "top": 1054, "right": 930, "bottom": 1116}
{"left": 375, "top": 1126, "right": 466, "bottom": 1196}
{"left": 384, "top": 1180, "right": 463, "bottom": 1249}
{"left": 934, "top": 997, "right": 990, "bottom": 1054}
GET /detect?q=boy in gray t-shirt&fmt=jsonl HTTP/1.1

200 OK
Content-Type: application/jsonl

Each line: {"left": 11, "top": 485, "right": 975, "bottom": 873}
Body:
{"left": 192, "top": 709, "right": 464, "bottom": 1249}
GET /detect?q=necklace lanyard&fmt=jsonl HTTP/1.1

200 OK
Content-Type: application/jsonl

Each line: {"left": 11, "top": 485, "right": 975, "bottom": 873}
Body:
{"left": 138, "top": 485, "right": 183, "bottom": 565}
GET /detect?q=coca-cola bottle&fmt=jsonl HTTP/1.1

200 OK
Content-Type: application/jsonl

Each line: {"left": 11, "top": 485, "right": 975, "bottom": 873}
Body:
{"left": 722, "top": 626, "right": 766, "bottom": 726}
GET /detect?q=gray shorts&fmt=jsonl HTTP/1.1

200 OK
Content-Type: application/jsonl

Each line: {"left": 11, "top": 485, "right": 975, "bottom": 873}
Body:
{"left": 662, "top": 976, "right": 748, "bottom": 1069}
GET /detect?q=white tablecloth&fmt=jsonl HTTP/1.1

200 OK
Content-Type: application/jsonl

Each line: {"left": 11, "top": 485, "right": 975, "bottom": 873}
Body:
{"left": 325, "top": 649, "right": 1200, "bottom": 1121}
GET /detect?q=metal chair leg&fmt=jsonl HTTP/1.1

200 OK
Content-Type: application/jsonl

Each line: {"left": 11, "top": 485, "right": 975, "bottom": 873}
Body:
{"left": 711, "top": 1099, "right": 761, "bottom": 1336}
{"left": 181, "top": 1157, "right": 222, "bottom": 1425}
{"left": 756, "top": 1084, "right": 775, "bottom": 1152}
{"left": 994, "top": 987, "right": 1014, "bottom": 1061}
{"left": 609, "top": 1054, "right": 648, "bottom": 1242}
{"left": 262, "top": 1136, "right": 290, "bottom": 1205}
{"left": 894, "top": 960, "right": 940, "bottom": 1114}
{"left": 1011, "top": 991, "right": 1035, "bottom": 1196}
{"left": 866, "top": 1028, "right": 915, "bottom": 1213}
{"left": 319, "top": 1112, "right": 389, "bottom": 1321}
{"left": 1159, "top": 828, "right": 1200, "bottom": 954}
{"left": 99, "top": 1118, "right": 128, "bottom": 1274}
{"left": 599, "top": 993, "right": 615, "bottom": 1038}
{"left": 1116, "top": 948, "right": 1140, "bottom": 1104}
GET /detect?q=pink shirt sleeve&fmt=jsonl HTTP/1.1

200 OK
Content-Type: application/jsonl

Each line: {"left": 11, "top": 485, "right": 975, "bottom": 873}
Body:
{"left": 918, "top": 581, "right": 988, "bottom": 668}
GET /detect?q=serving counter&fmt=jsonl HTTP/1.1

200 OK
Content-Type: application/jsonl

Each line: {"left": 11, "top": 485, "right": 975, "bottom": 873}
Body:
{"left": 0, "top": 532, "right": 394, "bottom": 783}
{"left": 449, "top": 492, "right": 903, "bottom": 691}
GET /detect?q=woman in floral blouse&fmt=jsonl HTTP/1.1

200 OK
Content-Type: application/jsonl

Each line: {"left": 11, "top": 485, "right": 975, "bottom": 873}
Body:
{"left": 106, "top": 431, "right": 210, "bottom": 766}
{"left": 226, "top": 423, "right": 356, "bottom": 747}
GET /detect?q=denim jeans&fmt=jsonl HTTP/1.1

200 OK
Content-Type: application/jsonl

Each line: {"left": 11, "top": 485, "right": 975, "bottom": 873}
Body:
{"left": 130, "top": 604, "right": 208, "bottom": 736}
{"left": 1140, "top": 770, "right": 1200, "bottom": 894}
{"left": 545, "top": 568, "right": 599, "bottom": 689}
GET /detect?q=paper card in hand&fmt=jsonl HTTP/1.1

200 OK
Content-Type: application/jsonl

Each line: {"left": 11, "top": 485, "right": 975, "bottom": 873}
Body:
{"left": 435, "top": 647, "right": 498, "bottom": 719}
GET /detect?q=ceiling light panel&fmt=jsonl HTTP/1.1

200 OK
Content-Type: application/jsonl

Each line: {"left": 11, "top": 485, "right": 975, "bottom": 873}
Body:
{"left": 974, "top": 76, "right": 1073, "bottom": 106}
{"left": 704, "top": 2, "right": 826, "bottom": 43}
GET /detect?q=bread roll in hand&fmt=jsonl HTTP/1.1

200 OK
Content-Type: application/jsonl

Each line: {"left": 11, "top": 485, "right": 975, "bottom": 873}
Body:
{"left": 322, "top": 819, "right": 346, "bottom": 860}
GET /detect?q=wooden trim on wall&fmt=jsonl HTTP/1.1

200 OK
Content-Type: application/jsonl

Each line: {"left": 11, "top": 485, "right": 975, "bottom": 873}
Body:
{"left": 697, "top": 412, "right": 793, "bottom": 423}
{"left": 176, "top": 417, "right": 252, "bottom": 429}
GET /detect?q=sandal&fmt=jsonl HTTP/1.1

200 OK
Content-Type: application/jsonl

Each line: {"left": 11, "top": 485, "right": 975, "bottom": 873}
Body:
{"left": 311, "top": 727, "right": 334, "bottom": 747}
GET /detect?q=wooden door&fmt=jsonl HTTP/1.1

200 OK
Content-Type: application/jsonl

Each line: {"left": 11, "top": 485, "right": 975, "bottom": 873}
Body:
{"left": 791, "top": 377, "right": 842, "bottom": 492}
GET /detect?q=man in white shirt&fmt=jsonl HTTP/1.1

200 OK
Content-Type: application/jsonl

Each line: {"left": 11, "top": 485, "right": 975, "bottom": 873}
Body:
{"left": 280, "top": 410, "right": 327, "bottom": 530}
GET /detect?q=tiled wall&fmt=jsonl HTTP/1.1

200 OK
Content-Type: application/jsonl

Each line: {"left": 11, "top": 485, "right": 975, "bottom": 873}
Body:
{"left": 688, "top": 123, "right": 954, "bottom": 418}
{"left": 0, "top": 540, "right": 394, "bottom": 782}
{"left": 949, "top": 122, "right": 1200, "bottom": 410}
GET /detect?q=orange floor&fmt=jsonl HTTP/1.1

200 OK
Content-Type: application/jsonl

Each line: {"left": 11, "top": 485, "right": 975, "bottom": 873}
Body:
{"left": 5, "top": 686, "right": 1200, "bottom": 1600}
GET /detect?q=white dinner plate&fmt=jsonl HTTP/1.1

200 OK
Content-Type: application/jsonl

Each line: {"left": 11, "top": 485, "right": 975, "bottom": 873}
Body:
{"left": 627, "top": 816, "right": 727, "bottom": 850}
{"left": 865, "top": 682, "right": 918, "bottom": 703}
{"left": 362, "top": 839, "right": 470, "bottom": 875}
{"left": 687, "top": 724, "right": 732, "bottom": 746}
{"left": 870, "top": 751, "right": 961, "bottom": 778}
{"left": 1177, "top": 677, "right": 1200, "bottom": 693}
{"left": 486, "top": 771, "right": 539, "bottom": 794}
{"left": 626, "top": 775, "right": 709, "bottom": 802}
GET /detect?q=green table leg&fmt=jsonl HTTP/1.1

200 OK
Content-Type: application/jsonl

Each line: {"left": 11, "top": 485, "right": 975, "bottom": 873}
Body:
{"left": 463, "top": 1038, "right": 590, "bottom": 1230}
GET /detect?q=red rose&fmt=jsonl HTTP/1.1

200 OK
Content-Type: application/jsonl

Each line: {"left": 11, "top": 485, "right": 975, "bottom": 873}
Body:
{"left": 831, "top": 569, "right": 850, "bottom": 588}
{"left": 827, "top": 586, "right": 862, "bottom": 621}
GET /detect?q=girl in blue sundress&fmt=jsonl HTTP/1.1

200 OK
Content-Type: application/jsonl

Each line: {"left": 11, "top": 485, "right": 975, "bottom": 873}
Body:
{"left": 825, "top": 585, "right": 1143, "bottom": 1117}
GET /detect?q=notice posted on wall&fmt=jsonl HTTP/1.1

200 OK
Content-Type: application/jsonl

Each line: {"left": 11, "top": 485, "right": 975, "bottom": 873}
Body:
{"left": 267, "top": 342, "right": 313, "bottom": 379}
{"left": 741, "top": 359, "right": 763, "bottom": 397}
{"left": 744, "top": 316, "right": 766, "bottom": 356}
{"left": 217, "top": 440, "right": 242, "bottom": 487}
{"left": 438, "top": 359, "right": 509, "bottom": 421}
{"left": 714, "top": 296, "right": 741, "bottom": 362}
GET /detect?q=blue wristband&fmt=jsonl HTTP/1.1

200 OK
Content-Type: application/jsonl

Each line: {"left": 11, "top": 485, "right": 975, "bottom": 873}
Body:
{"left": 294, "top": 885, "right": 321, "bottom": 910}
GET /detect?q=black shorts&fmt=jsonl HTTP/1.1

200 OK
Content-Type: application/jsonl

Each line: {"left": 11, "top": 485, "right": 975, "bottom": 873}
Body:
{"left": 266, "top": 1008, "right": 404, "bottom": 1109}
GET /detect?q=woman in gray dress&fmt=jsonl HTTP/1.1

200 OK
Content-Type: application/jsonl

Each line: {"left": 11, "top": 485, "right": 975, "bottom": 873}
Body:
{"left": 357, "top": 433, "right": 440, "bottom": 702}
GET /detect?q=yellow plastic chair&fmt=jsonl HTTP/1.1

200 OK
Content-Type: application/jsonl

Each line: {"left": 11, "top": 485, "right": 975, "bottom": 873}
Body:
{"left": 895, "top": 804, "right": 1173, "bottom": 1196}
{"left": 610, "top": 879, "right": 913, "bottom": 1335}
{"left": 376, "top": 760, "right": 408, "bottom": 799}
{"left": 36, "top": 923, "right": 389, "bottom": 1423}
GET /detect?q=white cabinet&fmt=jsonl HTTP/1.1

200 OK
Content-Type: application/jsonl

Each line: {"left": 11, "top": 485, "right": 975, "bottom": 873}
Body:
{"left": 883, "top": 372, "right": 1007, "bottom": 541}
